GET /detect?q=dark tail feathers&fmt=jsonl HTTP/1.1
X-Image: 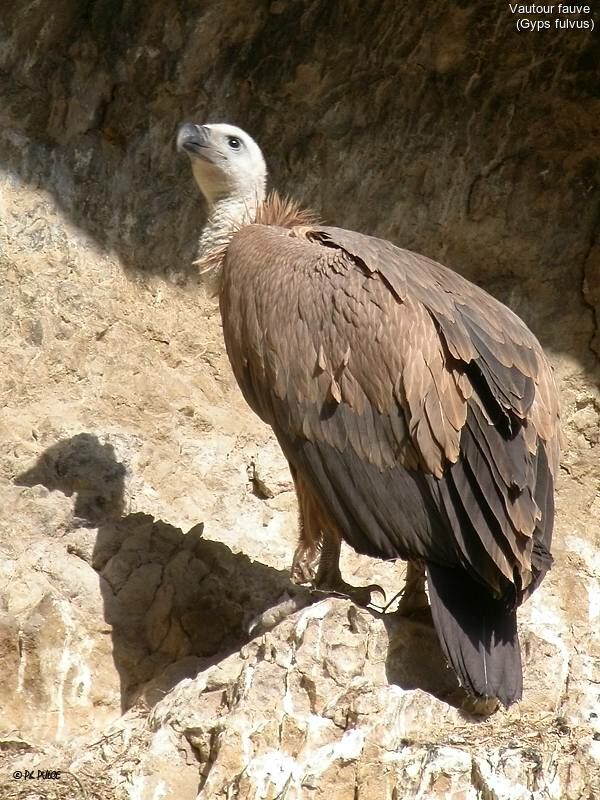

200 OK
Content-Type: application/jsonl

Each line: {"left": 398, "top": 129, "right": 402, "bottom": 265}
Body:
{"left": 426, "top": 562, "right": 522, "bottom": 707}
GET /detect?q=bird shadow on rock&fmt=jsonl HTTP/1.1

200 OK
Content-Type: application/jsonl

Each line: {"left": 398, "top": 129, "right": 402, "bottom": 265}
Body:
{"left": 15, "top": 433, "right": 492, "bottom": 719}
{"left": 15, "top": 433, "right": 306, "bottom": 712}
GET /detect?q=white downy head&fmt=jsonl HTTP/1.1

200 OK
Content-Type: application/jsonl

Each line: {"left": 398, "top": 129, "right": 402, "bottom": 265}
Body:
{"left": 177, "top": 122, "right": 267, "bottom": 255}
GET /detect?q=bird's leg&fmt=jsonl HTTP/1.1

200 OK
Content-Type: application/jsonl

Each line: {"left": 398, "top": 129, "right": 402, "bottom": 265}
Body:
{"left": 313, "top": 529, "right": 386, "bottom": 608}
{"left": 293, "top": 469, "right": 385, "bottom": 608}
{"left": 248, "top": 473, "right": 320, "bottom": 637}
{"left": 389, "top": 560, "right": 431, "bottom": 622}
{"left": 249, "top": 470, "right": 386, "bottom": 637}
{"left": 292, "top": 528, "right": 385, "bottom": 608}
{"left": 290, "top": 476, "right": 321, "bottom": 585}
{"left": 290, "top": 538, "right": 321, "bottom": 585}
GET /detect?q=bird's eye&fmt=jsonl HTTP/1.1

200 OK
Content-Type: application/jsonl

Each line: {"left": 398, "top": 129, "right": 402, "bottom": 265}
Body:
{"left": 227, "top": 136, "right": 241, "bottom": 150}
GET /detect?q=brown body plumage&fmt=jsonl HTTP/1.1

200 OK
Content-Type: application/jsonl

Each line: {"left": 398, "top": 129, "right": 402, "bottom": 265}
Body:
{"left": 219, "top": 195, "right": 559, "bottom": 707}
{"left": 178, "top": 123, "right": 561, "bottom": 708}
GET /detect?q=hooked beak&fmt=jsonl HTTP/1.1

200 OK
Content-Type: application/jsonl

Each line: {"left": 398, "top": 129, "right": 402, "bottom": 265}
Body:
{"left": 176, "top": 123, "right": 212, "bottom": 160}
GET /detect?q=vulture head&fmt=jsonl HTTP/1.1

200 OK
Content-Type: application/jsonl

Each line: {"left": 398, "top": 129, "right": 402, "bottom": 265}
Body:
{"left": 178, "top": 121, "right": 316, "bottom": 285}
{"left": 177, "top": 122, "right": 266, "bottom": 210}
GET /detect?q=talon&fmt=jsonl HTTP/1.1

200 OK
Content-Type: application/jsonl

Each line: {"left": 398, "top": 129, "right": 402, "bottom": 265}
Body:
{"left": 364, "top": 584, "right": 388, "bottom": 613}
{"left": 382, "top": 590, "right": 403, "bottom": 613}
{"left": 367, "top": 583, "right": 387, "bottom": 605}
{"left": 319, "top": 580, "right": 387, "bottom": 609}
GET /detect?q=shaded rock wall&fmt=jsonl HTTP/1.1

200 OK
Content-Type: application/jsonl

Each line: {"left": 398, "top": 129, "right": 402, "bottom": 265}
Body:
{"left": 1, "top": 1, "right": 598, "bottom": 354}
{"left": 0, "top": 1, "right": 598, "bottom": 798}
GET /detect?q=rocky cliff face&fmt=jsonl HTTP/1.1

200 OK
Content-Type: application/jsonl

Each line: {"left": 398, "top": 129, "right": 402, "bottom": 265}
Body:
{"left": 0, "top": 2, "right": 598, "bottom": 798}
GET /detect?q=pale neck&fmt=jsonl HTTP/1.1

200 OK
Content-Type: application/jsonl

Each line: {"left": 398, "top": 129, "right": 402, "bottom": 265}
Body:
{"left": 197, "top": 190, "right": 265, "bottom": 257}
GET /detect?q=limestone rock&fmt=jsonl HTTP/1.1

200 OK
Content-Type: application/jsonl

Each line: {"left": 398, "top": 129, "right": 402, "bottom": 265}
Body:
{"left": 0, "top": 2, "right": 599, "bottom": 798}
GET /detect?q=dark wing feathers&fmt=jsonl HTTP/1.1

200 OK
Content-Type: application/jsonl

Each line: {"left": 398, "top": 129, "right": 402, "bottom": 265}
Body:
{"left": 221, "top": 223, "right": 559, "bottom": 602}
{"left": 466, "top": 404, "right": 538, "bottom": 535}
{"left": 283, "top": 429, "right": 457, "bottom": 565}
{"left": 460, "top": 315, "right": 536, "bottom": 420}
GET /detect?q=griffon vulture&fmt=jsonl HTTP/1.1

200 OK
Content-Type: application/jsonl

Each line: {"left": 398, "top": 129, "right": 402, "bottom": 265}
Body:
{"left": 177, "top": 121, "right": 560, "bottom": 709}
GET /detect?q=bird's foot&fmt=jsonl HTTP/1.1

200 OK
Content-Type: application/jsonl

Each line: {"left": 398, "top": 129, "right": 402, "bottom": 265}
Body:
{"left": 247, "top": 578, "right": 385, "bottom": 639}
{"left": 315, "top": 574, "right": 386, "bottom": 610}
{"left": 291, "top": 536, "right": 385, "bottom": 609}
{"left": 385, "top": 561, "right": 432, "bottom": 623}
{"left": 395, "top": 584, "right": 431, "bottom": 621}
